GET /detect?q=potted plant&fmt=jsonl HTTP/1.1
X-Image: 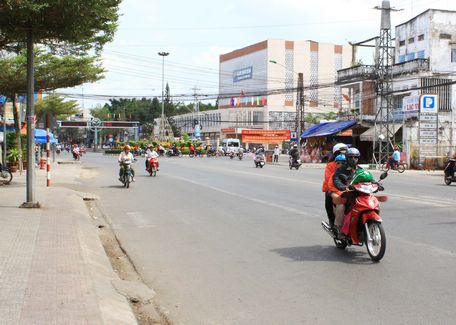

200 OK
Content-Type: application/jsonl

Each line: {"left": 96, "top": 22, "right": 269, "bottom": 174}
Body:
{"left": 7, "top": 148, "right": 20, "bottom": 172}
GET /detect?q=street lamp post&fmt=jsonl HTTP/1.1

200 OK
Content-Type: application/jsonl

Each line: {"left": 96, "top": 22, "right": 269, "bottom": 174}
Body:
{"left": 158, "top": 52, "right": 169, "bottom": 140}
{"left": 269, "top": 60, "right": 304, "bottom": 156}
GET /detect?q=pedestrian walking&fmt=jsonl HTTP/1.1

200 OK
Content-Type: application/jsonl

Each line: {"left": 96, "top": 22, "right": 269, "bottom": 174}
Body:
{"left": 273, "top": 145, "right": 280, "bottom": 163}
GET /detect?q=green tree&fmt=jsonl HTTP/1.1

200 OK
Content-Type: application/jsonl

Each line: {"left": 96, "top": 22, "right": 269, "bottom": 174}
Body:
{"left": 0, "top": 49, "right": 105, "bottom": 94}
{"left": 0, "top": 1, "right": 120, "bottom": 53}
{"left": 91, "top": 104, "right": 112, "bottom": 121}
{"left": 35, "top": 94, "right": 79, "bottom": 123}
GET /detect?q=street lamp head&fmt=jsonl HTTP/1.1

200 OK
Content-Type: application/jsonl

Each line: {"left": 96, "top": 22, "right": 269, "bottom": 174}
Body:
{"left": 158, "top": 52, "right": 170, "bottom": 57}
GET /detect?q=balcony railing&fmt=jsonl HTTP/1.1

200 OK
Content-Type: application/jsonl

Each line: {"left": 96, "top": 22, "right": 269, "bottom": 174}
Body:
{"left": 392, "top": 58, "right": 429, "bottom": 76}
{"left": 337, "top": 59, "right": 430, "bottom": 83}
{"left": 337, "top": 65, "right": 376, "bottom": 83}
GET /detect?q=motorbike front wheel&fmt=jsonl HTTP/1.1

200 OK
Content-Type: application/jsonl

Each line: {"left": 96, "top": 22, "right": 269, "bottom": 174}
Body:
{"left": 122, "top": 173, "right": 130, "bottom": 188}
{"left": 0, "top": 170, "right": 13, "bottom": 184}
{"left": 380, "top": 163, "right": 389, "bottom": 172}
{"left": 397, "top": 163, "right": 406, "bottom": 173}
{"left": 365, "top": 221, "right": 386, "bottom": 262}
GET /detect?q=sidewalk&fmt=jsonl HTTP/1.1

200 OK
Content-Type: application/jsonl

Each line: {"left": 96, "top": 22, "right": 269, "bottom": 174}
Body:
{"left": 0, "top": 161, "right": 136, "bottom": 324}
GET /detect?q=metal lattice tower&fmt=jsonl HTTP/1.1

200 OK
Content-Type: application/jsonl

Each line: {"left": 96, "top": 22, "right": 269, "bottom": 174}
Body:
{"left": 372, "top": 1, "right": 397, "bottom": 166}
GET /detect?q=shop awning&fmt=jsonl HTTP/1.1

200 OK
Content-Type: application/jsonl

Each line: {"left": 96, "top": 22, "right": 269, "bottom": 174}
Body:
{"left": 34, "top": 129, "right": 57, "bottom": 144}
{"left": 301, "top": 120, "right": 357, "bottom": 139}
{"left": 359, "top": 124, "right": 402, "bottom": 141}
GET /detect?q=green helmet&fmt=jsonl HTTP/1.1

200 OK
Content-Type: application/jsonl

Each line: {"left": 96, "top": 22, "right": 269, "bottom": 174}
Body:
{"left": 351, "top": 169, "right": 374, "bottom": 184}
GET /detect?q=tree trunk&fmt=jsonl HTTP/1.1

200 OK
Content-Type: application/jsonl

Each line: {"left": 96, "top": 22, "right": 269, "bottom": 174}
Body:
{"left": 12, "top": 94, "right": 23, "bottom": 174}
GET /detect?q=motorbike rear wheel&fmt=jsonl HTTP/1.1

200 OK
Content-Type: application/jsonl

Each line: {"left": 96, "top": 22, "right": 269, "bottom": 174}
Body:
{"left": 365, "top": 221, "right": 386, "bottom": 262}
{"left": 444, "top": 176, "right": 452, "bottom": 185}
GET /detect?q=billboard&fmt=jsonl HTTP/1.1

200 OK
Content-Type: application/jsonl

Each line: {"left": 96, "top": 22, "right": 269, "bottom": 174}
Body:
{"left": 233, "top": 66, "right": 253, "bottom": 83}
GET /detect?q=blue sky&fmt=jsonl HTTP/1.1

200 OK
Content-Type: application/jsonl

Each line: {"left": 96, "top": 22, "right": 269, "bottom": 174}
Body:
{"left": 63, "top": 0, "right": 456, "bottom": 109}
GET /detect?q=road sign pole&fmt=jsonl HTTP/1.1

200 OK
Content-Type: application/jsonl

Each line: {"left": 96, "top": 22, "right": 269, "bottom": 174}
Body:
{"left": 94, "top": 127, "right": 98, "bottom": 152}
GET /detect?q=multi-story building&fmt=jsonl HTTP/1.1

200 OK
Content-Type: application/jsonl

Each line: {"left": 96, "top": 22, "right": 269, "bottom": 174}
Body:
{"left": 170, "top": 39, "right": 352, "bottom": 147}
{"left": 337, "top": 9, "right": 456, "bottom": 167}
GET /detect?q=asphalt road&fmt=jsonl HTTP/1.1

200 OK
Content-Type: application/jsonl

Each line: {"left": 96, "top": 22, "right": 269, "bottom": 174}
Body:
{"left": 78, "top": 152, "right": 456, "bottom": 325}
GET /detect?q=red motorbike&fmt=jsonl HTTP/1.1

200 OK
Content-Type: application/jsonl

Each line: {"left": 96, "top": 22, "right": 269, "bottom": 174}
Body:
{"left": 147, "top": 158, "right": 159, "bottom": 177}
{"left": 381, "top": 158, "right": 406, "bottom": 173}
{"left": 322, "top": 172, "right": 388, "bottom": 262}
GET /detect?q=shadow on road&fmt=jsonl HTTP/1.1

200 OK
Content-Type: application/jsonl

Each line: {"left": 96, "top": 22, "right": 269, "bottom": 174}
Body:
{"left": 271, "top": 245, "right": 374, "bottom": 265}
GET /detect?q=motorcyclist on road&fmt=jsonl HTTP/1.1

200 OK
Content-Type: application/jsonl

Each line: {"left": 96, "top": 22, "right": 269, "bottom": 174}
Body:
{"left": 145, "top": 145, "right": 159, "bottom": 171}
{"left": 189, "top": 143, "right": 196, "bottom": 156}
{"left": 118, "top": 145, "right": 135, "bottom": 182}
{"left": 289, "top": 143, "right": 299, "bottom": 163}
{"left": 329, "top": 147, "right": 362, "bottom": 236}
{"left": 389, "top": 145, "right": 401, "bottom": 169}
{"left": 255, "top": 145, "right": 265, "bottom": 155}
{"left": 171, "top": 143, "right": 178, "bottom": 155}
{"left": 322, "top": 143, "right": 348, "bottom": 228}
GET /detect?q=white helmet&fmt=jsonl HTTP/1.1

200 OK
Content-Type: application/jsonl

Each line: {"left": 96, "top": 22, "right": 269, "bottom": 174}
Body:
{"left": 333, "top": 143, "right": 348, "bottom": 154}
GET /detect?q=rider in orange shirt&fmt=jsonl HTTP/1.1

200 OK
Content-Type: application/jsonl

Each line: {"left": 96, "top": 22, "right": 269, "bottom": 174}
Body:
{"left": 322, "top": 143, "right": 348, "bottom": 228}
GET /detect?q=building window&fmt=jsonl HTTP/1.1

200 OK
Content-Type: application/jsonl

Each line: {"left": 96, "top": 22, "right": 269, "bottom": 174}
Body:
{"left": 399, "top": 40, "right": 405, "bottom": 46}
{"left": 440, "top": 33, "right": 452, "bottom": 40}
{"left": 399, "top": 55, "right": 406, "bottom": 63}
{"left": 452, "top": 49, "right": 456, "bottom": 63}
{"left": 418, "top": 34, "right": 424, "bottom": 41}
{"left": 408, "top": 37, "right": 414, "bottom": 44}
{"left": 417, "top": 50, "right": 425, "bottom": 59}
{"left": 407, "top": 52, "right": 415, "bottom": 61}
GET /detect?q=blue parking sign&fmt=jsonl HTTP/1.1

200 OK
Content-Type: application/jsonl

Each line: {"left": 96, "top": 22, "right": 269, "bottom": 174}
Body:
{"left": 420, "top": 95, "right": 438, "bottom": 113}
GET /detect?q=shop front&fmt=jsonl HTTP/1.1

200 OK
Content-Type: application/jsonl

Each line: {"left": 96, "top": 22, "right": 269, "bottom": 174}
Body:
{"left": 300, "top": 120, "right": 358, "bottom": 163}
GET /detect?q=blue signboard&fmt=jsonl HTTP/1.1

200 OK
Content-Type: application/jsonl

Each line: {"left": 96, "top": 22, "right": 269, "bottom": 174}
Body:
{"left": 233, "top": 66, "right": 253, "bottom": 83}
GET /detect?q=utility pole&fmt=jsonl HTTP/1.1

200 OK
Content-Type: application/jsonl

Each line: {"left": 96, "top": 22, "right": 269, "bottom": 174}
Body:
{"left": 191, "top": 86, "right": 201, "bottom": 138}
{"left": 158, "top": 51, "right": 169, "bottom": 140}
{"left": 372, "top": 0, "right": 400, "bottom": 167}
{"left": 22, "top": 27, "right": 39, "bottom": 208}
{"left": 296, "top": 73, "right": 304, "bottom": 155}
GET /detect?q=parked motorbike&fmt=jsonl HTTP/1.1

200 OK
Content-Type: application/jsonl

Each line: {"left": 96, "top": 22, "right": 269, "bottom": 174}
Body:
{"left": 444, "top": 158, "right": 456, "bottom": 185}
{"left": 147, "top": 157, "right": 159, "bottom": 177}
{"left": 238, "top": 151, "right": 244, "bottom": 160}
{"left": 289, "top": 156, "right": 302, "bottom": 170}
{"left": 0, "top": 164, "right": 13, "bottom": 185}
{"left": 254, "top": 153, "right": 265, "bottom": 168}
{"left": 321, "top": 171, "right": 388, "bottom": 262}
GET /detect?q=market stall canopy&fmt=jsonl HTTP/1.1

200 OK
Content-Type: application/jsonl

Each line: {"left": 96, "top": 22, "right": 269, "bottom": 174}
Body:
{"left": 301, "top": 120, "right": 357, "bottom": 138}
{"left": 359, "top": 124, "right": 402, "bottom": 142}
{"left": 34, "top": 129, "right": 57, "bottom": 144}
